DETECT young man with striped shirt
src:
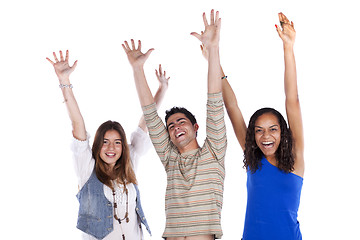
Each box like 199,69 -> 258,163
123,9 -> 226,240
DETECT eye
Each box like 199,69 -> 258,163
115,140 -> 122,145
103,139 -> 109,144
255,129 -> 263,133
270,128 -> 278,132
169,125 -> 174,130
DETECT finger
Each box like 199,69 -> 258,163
137,40 -> 141,51
121,44 -> 128,53
53,52 -> 59,62
65,50 -> 69,62
59,50 -> 64,61
46,57 -> 55,65
71,60 -> 78,69
155,69 -> 159,79
163,70 -> 167,78
124,41 -> 131,50
190,32 -> 202,41
200,44 -> 204,51
216,18 -> 222,32
291,21 -> 295,30
210,9 -> 215,25
202,12 -> 209,26
215,10 -> 220,23
131,39 -> 136,50
159,64 -> 162,75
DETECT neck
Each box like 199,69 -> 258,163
178,139 -> 200,154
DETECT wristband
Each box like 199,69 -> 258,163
221,76 -> 228,80
59,84 -> 73,89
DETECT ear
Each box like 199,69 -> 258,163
193,123 -> 199,132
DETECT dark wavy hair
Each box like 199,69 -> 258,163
165,107 -> 197,129
244,108 -> 294,173
92,120 -> 137,190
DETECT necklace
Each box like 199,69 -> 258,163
112,184 -> 129,240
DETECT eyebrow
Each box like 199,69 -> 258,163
167,117 -> 186,129
104,138 -> 122,141
255,124 -> 279,129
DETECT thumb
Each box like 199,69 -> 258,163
71,60 -> 78,69
145,48 -> 154,58
275,24 -> 283,39
190,32 -> 202,41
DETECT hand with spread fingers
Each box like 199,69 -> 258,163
276,12 -> 296,47
122,39 -> 154,68
155,64 -> 170,89
191,9 -> 221,49
46,50 -> 78,83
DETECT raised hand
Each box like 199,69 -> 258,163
122,39 -> 154,68
46,50 -> 77,83
276,12 -> 296,47
155,64 -> 170,89
191,9 -> 221,49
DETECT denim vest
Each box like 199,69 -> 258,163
76,170 -> 151,239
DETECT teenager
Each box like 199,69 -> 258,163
123,9 -> 226,240
201,12 -> 304,239
46,50 -> 169,239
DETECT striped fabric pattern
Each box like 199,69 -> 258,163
142,92 -> 227,238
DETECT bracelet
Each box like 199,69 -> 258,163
59,84 -> 73,89
221,76 -> 228,80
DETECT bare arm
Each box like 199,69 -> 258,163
191,9 -> 222,94
122,39 -> 155,107
200,44 -> 247,150
138,64 -> 169,132
46,50 -> 86,141
276,13 -> 304,177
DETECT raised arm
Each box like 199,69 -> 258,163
276,13 -> 304,177
122,39 -> 155,107
138,64 -> 169,132
46,50 -> 86,141
200,44 -> 247,151
191,9 -> 222,94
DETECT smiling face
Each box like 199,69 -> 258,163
166,113 -> 199,153
254,113 -> 281,161
100,129 -> 123,169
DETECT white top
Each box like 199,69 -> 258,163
71,127 -> 151,240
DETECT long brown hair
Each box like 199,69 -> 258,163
92,120 -> 137,190
244,108 -> 294,173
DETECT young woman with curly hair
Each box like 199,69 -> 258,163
201,12 -> 304,239
46,50 -> 169,240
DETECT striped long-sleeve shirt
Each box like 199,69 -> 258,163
142,92 -> 227,238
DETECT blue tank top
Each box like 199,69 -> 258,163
243,156 -> 303,240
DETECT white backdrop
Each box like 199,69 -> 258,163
1,0 -> 359,239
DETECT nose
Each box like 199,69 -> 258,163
108,142 -> 115,149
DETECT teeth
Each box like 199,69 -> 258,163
176,132 -> 185,137
106,153 -> 115,156
262,142 -> 273,145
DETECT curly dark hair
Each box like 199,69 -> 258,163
165,107 -> 197,129
244,108 -> 294,174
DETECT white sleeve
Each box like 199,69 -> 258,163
70,132 -> 95,189
129,127 -> 152,173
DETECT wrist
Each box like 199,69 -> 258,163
283,43 -> 294,51
58,77 -> 70,85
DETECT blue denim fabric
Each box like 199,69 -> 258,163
76,170 -> 151,239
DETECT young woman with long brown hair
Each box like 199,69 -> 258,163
46,50 -> 169,240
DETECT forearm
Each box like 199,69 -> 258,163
132,66 -> 155,107
284,44 -> 298,102
138,84 -> 168,132
207,46 -> 222,93
60,78 -> 86,140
